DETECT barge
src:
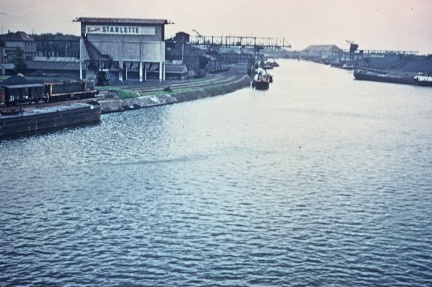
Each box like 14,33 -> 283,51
0,101 -> 101,139
354,69 -> 416,85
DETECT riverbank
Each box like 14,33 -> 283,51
97,73 -> 252,114
1,64 -> 253,115
0,68 -> 252,138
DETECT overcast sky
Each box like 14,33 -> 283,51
1,0 -> 431,54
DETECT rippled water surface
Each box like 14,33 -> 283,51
1,60 -> 432,286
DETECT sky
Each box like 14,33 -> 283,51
1,0 -> 431,54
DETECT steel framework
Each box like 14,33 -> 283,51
188,35 -> 291,50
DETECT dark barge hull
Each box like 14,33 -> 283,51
0,101 -> 101,139
415,80 -> 432,87
354,70 -> 416,85
252,80 -> 270,90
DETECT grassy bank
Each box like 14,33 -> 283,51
98,74 -> 252,113
103,83 -> 237,99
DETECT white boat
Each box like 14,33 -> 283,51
414,73 -> 432,86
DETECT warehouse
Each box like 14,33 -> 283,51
301,45 -> 343,62
73,17 -> 169,82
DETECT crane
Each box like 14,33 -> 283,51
193,29 -> 203,38
346,40 -> 358,60
346,40 -> 358,51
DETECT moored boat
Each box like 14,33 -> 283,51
251,67 -> 272,90
263,61 -> 274,70
353,69 -> 416,85
414,73 -> 432,86
0,101 -> 101,139
342,62 -> 354,70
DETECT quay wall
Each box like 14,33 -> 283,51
99,74 -> 252,113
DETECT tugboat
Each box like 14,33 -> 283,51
251,62 -> 273,90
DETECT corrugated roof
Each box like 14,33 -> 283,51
0,63 -> 15,69
3,83 -> 44,89
219,47 -> 242,54
33,56 -> 80,62
73,17 -> 168,25
165,64 -> 188,74
26,61 -> 80,71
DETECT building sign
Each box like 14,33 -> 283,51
86,25 -> 155,35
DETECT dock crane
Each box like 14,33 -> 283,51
192,29 -> 203,38
82,34 -> 125,85
193,29 -> 219,54
186,30 -> 291,76
346,40 -> 358,61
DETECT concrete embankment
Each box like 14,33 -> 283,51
99,74 -> 252,114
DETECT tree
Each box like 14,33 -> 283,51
13,46 -> 27,74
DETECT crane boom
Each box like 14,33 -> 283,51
192,29 -> 203,38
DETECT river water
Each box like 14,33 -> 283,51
1,60 -> 432,286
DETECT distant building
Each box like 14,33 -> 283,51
166,32 -> 208,76
1,31 -> 37,63
302,45 -> 343,62
166,32 -> 244,77
174,32 -> 190,44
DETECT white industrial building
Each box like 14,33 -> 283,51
74,17 -> 169,82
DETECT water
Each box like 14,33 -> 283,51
1,60 -> 432,286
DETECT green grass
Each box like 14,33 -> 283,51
143,84 -> 227,96
117,89 -> 140,99
104,88 -> 141,99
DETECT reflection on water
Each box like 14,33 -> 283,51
1,60 -> 432,286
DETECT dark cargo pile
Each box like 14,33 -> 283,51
1,75 -> 30,85
1,74 -> 46,85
